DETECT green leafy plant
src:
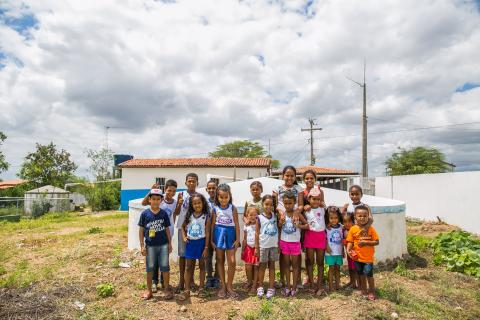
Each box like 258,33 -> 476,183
394,261 -> 416,279
87,227 -> 103,234
407,234 -> 431,255
431,231 -> 480,278
96,283 -> 115,298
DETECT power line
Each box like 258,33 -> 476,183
301,118 -> 322,165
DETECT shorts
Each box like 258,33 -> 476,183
213,225 -> 236,250
279,240 -> 301,256
259,247 -> 279,263
347,256 -> 356,270
146,244 -> 170,273
303,230 -> 327,249
178,231 -> 186,257
325,255 -> 343,266
185,238 -> 206,260
354,261 -> 374,277
241,245 -> 259,265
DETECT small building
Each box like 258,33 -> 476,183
118,157 -> 271,210
24,185 -> 72,215
271,165 -> 358,191
0,179 -> 28,190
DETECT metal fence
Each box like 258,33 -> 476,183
0,196 -> 72,218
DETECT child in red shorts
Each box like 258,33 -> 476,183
242,205 -> 260,294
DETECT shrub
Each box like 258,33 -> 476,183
96,283 -> 115,298
407,234 -> 431,255
85,181 -> 120,211
87,227 -> 103,234
431,231 -> 480,278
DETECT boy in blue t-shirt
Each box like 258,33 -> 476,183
138,189 -> 173,300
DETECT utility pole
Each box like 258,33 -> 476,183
268,138 -> 271,156
104,126 -> 126,151
301,118 -> 322,165
347,61 -> 368,178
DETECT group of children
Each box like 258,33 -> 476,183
137,167 -> 380,302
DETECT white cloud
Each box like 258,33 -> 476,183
0,0 -> 479,180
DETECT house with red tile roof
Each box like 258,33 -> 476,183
118,157 -> 271,210
0,179 -> 28,190
271,165 -> 359,191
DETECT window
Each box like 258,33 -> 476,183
155,177 -> 166,192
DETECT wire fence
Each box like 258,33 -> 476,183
0,197 -> 73,219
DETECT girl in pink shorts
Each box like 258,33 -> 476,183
303,186 -> 327,295
279,190 -> 309,297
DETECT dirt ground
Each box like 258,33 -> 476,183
0,212 -> 479,320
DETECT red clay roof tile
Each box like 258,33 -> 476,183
118,158 -> 271,168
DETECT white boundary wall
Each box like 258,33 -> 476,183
376,171 -> 480,234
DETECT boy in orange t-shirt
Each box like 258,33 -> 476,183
346,205 -> 379,300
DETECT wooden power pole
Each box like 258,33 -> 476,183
301,118 -> 322,165
347,61 -> 368,178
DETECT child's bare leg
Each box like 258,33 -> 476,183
163,271 -> 170,290
328,266 -> 334,291
367,276 -> 375,294
282,254 -> 291,290
334,266 -> 340,290
146,271 -> 153,293
359,275 -> 367,295
226,249 -> 236,294
292,255 -> 300,291
306,249 -> 315,290
199,258 -> 206,288
268,261 -> 275,289
279,252 -> 285,286
348,270 -> 358,288
258,263 -> 267,288
185,259 -> 195,293
179,256 -> 186,289
245,264 -> 253,288
216,249 -> 226,292
316,249 -> 326,292
250,265 -> 259,293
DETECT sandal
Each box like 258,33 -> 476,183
316,288 -> 327,296
367,293 -> 376,301
227,290 -> 239,300
174,286 -> 184,294
243,282 -> 252,290
217,289 -> 227,299
266,288 -> 275,299
198,289 -> 208,298
191,283 -> 199,292
164,289 -> 174,300
290,289 -> 297,297
141,291 -> 153,300
257,287 -> 265,298
282,288 -> 291,297
176,291 -> 190,301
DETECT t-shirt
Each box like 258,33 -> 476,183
138,208 -> 171,246
176,190 -> 196,229
258,212 -> 278,248
347,201 -> 365,214
207,198 -> 215,213
244,224 -> 256,248
186,213 -> 207,240
305,207 -> 326,232
246,198 -> 263,215
280,214 -> 300,243
160,198 -> 177,237
214,204 -> 235,227
326,224 -> 343,256
346,225 -> 379,263
277,184 -> 303,212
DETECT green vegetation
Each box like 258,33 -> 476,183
87,226 -> 103,234
431,231 -> 480,278
407,234 -> 432,255
393,261 -> 416,279
96,283 -> 115,298
385,146 -> 451,175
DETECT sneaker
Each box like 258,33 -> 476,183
213,278 -> 221,289
266,288 -> 275,299
152,283 -> 158,293
205,277 -> 214,289
257,287 -> 265,298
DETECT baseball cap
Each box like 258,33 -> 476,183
149,188 -> 164,197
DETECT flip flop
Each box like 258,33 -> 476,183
174,286 -> 184,294
367,293 -> 376,301
227,290 -> 239,300
164,290 -> 174,300
176,291 -> 189,301
217,289 -> 227,299
141,292 -> 153,300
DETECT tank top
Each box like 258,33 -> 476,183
214,204 -> 235,227
244,224 -> 256,247
258,212 -> 278,248
347,201 -> 365,214
305,207 -> 325,232
186,213 -> 207,240
326,224 -> 344,256
280,214 -> 301,242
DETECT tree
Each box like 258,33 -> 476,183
0,132 -> 9,174
209,140 -> 267,158
86,148 -> 114,181
385,147 -> 451,176
19,142 -> 77,187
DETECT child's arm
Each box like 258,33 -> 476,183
166,227 -> 172,253
138,226 -> 146,256
182,220 -> 189,243
174,192 -> 184,220
203,218 -> 211,258
341,203 -> 349,215
233,206 -> 241,249
346,242 -> 353,258
140,184 -> 158,206
210,212 -> 217,250
242,229 -> 247,252
243,202 -> 248,224
295,214 -> 310,230
255,218 -> 260,258
359,239 -> 379,247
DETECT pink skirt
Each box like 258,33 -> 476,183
303,230 -> 326,249
279,240 -> 301,256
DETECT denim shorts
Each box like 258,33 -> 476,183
354,261 -> 374,277
146,244 -> 170,273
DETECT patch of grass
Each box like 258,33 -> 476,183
0,265 -> 6,275
135,282 -> 146,290
96,283 -> 115,298
394,261 -> 417,279
407,234 -> 432,255
227,308 -> 238,320
242,298 -> 307,320
79,305 -> 138,320
0,259 -> 38,288
87,227 -> 103,234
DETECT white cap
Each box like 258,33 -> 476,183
150,188 -> 163,197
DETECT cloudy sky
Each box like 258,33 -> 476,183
1,0 -> 479,180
